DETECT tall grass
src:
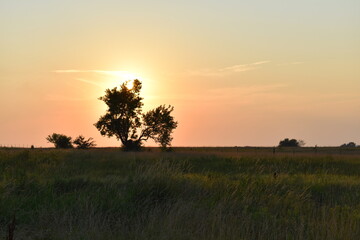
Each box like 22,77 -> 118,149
0,149 -> 359,239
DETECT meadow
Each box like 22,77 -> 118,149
0,147 -> 360,240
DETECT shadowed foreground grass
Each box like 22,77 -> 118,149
0,149 -> 359,239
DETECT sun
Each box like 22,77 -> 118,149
93,70 -> 153,102
111,71 -> 140,81
102,71 -> 142,88
94,70 -> 144,91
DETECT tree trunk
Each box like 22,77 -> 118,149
122,140 -> 141,151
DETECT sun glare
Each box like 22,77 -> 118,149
103,71 -> 142,88
92,69 -> 155,107
96,70 -> 145,91
94,70 -> 151,113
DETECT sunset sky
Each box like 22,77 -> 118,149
1,0 -> 359,147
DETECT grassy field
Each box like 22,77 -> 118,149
0,148 -> 360,239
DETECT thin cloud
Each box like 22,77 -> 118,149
75,78 -> 103,87
53,69 -> 142,82
53,69 -> 129,76
189,61 -> 270,77
147,83 -> 286,102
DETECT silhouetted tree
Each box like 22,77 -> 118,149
340,142 -> 356,148
73,135 -> 96,149
142,105 -> 177,151
46,133 -> 73,148
278,138 -> 304,147
95,79 -> 178,151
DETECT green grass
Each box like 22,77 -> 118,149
0,148 -> 360,239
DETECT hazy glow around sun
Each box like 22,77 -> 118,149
53,69 -> 151,97
53,69 -> 144,89
98,70 -> 143,88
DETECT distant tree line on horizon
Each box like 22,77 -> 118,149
45,134 -> 359,150
277,138 -> 358,148
340,142 -> 357,148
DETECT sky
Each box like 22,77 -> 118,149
0,0 -> 359,147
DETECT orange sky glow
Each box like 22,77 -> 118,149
1,1 -> 359,147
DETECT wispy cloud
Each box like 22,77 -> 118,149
189,61 -> 270,77
147,83 -> 286,103
75,78 -> 103,87
222,61 -> 270,72
53,69 -> 142,87
53,69 -> 131,77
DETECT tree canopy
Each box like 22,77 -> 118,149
94,79 -> 178,151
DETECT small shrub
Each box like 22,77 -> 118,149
73,135 -> 96,149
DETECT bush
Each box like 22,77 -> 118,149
73,135 -> 96,149
278,138 -> 305,147
340,142 -> 356,148
46,133 -> 73,149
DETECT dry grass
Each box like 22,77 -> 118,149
0,148 -> 359,239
